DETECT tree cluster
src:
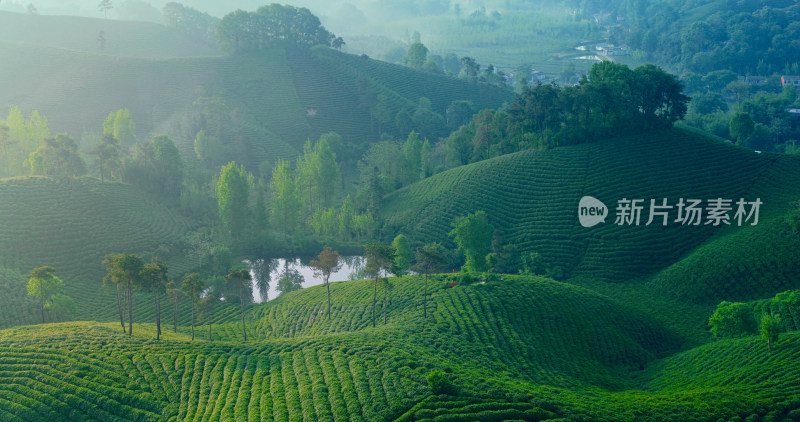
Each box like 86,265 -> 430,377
216,4 -> 343,53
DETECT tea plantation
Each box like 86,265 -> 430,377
0,274 -> 798,421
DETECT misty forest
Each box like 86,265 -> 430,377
2,0 -> 800,420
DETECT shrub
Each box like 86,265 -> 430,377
427,370 -> 457,395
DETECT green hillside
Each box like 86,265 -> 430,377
0,11 -> 221,58
0,176 -> 198,326
0,12 -> 513,170
0,275 -> 797,421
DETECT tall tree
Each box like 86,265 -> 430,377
412,243 -> 447,319
216,162 -> 253,241
199,291 -> 219,340
225,266 -> 252,341
270,159 -> 300,240
296,137 -> 341,220
91,134 -> 121,182
102,254 -> 143,336
165,280 -> 182,333
761,313 -> 781,351
449,211 -> 493,273
26,266 -> 63,324
392,234 -> 413,276
310,246 -> 342,320
141,258 -> 168,340
365,243 -> 395,328
182,273 -> 204,341
25,134 -> 87,178
404,42 -> 428,70
98,0 -> 113,18
103,109 -> 136,147
123,135 -> 184,199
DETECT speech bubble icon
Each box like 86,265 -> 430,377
578,196 -> 608,228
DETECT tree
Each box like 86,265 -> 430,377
412,243 -> 447,319
296,137 -> 341,221
102,254 -> 143,336
91,134 -> 121,182
730,112 -> 755,145
708,301 -> 756,338
270,159 -> 300,240
760,313 -> 781,351
392,234 -> 413,276
25,134 -> 87,177
103,109 -> 136,146
123,135 -> 184,199
216,162 -> 253,241
225,266 -> 252,341
141,258 -> 168,340
199,292 -> 219,340
182,273 -> 204,341
310,246 -> 342,320
217,4 -> 338,53
365,243 -> 395,328
98,0 -> 113,18
449,211 -> 493,273
26,266 -> 63,324
165,280 -> 182,333
404,42 -> 428,70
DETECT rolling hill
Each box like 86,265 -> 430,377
0,176 -> 198,327
0,11 -> 513,170
0,274 -> 797,421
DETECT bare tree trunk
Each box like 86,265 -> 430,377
326,277 -> 331,320
372,276 -> 378,328
239,284 -> 247,342
127,284 -> 133,336
173,299 -> 178,333
116,284 -> 125,333
424,271 -> 428,319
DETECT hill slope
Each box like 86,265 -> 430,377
0,176 -> 198,326
383,127 -> 800,293
0,275 -> 797,421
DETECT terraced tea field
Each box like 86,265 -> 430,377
0,274 -> 798,421
0,176 -> 198,325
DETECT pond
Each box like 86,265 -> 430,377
247,256 -> 365,302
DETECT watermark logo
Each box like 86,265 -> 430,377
579,196 -> 762,227
578,196 -> 608,227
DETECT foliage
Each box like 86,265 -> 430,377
163,2 -> 219,44
449,211 -> 493,273
391,234 -> 413,276
310,246 -> 342,320
102,253 -> 144,336
122,135 -> 184,199
215,162 -> 253,241
270,159 -> 300,240
102,109 -> 136,147
760,313 -> 781,351
427,370 -> 457,395
90,134 -> 122,182
26,266 -> 64,324
217,4 -> 339,53
709,301 -> 757,338
24,134 -> 86,178
0,106 -> 51,178
364,242 -> 395,328
404,42 -> 428,70
277,267 -> 304,295
225,265 -> 252,341
181,272 -> 204,341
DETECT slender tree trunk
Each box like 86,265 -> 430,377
424,271 -> 428,319
127,284 -> 133,336
40,295 -> 45,324
326,277 -> 331,320
384,281 -> 388,325
372,276 -> 378,328
116,284 -> 125,333
190,302 -> 195,341
155,288 -> 161,340
239,284 -> 247,342
173,299 -> 178,333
